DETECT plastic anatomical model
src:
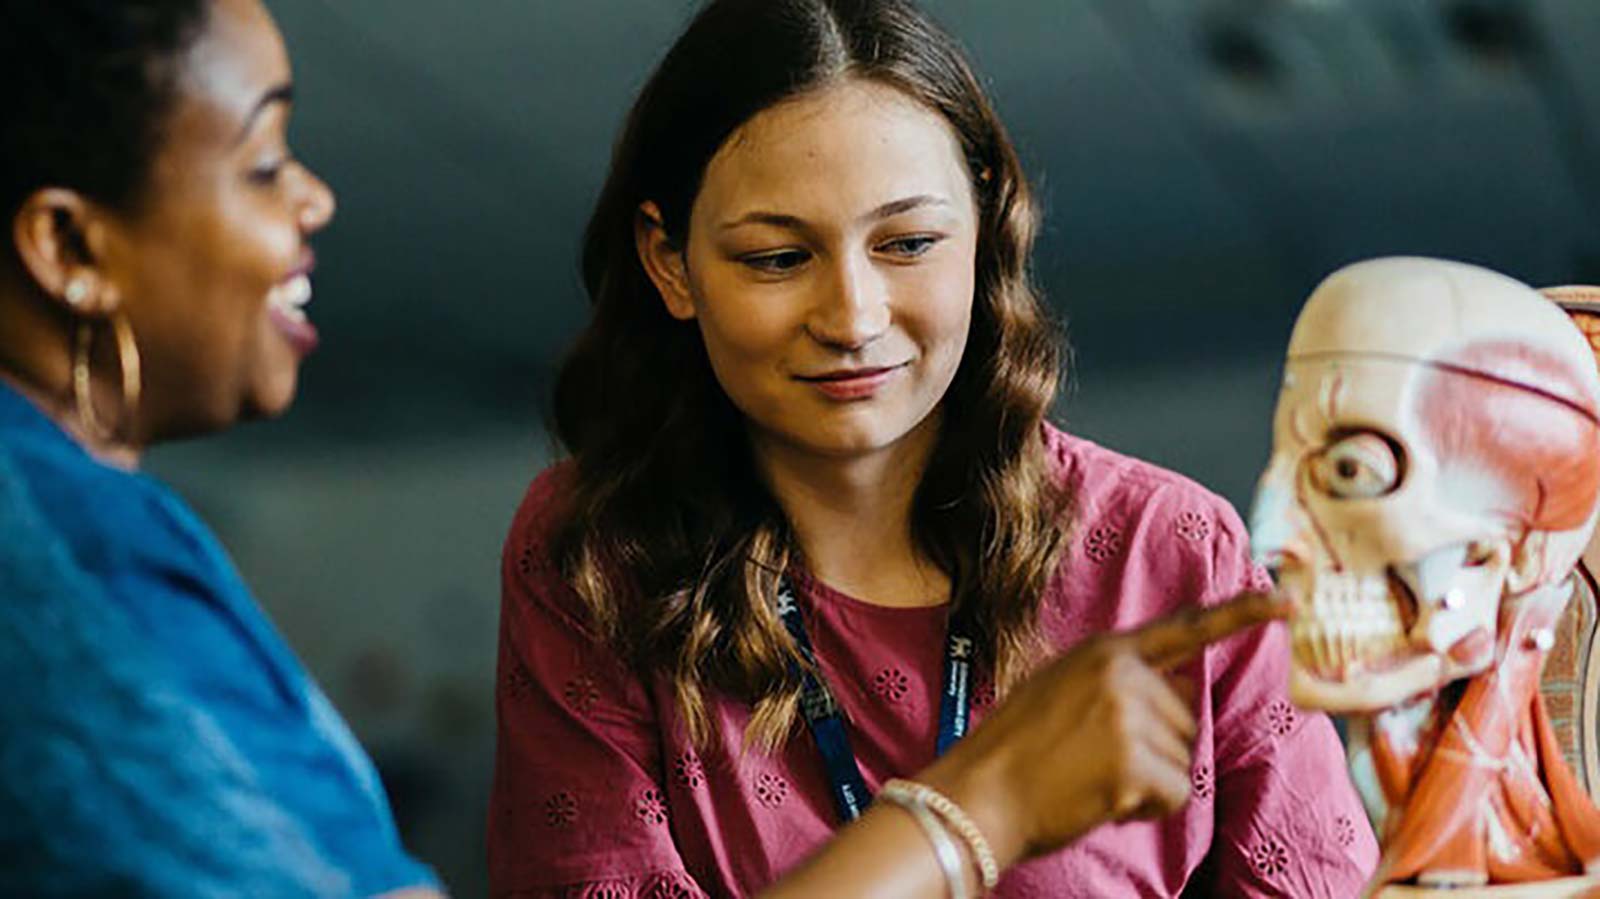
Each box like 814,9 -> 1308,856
1250,258 -> 1600,897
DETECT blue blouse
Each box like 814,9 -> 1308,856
0,383 -> 435,897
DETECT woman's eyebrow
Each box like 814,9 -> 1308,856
717,194 -> 950,233
864,194 -> 948,221
233,82 -> 294,145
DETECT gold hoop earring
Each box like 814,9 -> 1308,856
72,312 -> 142,443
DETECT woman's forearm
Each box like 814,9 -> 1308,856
760,750 -> 1021,899
759,799 -> 977,899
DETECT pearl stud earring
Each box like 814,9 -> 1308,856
64,276 -> 92,308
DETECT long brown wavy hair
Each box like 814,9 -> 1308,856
553,0 -> 1068,751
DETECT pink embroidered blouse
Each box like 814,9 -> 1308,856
489,425 -> 1378,897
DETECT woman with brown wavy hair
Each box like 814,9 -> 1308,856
490,1 -> 1374,895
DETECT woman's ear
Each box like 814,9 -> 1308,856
10,188 -> 120,317
635,201 -> 696,321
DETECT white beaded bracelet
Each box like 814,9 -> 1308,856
878,788 -> 969,899
882,778 -> 1000,892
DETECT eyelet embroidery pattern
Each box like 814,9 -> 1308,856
566,873 -> 702,899
563,675 -> 600,714
972,678 -> 996,711
1247,564 -> 1276,595
674,751 -> 705,789
643,871 -> 700,899
873,667 -> 911,703
1191,763 -> 1214,802
1266,699 -> 1299,737
516,540 -> 536,577
755,772 -> 790,808
1174,510 -> 1212,542
1249,837 -> 1291,879
545,791 -> 579,829
569,882 -> 630,899
635,788 -> 669,827
1083,524 -> 1125,564
501,658 -> 535,702
1334,814 -> 1358,849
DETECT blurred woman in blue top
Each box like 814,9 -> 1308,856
0,0 -> 437,895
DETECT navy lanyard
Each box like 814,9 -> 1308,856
774,573 -> 975,823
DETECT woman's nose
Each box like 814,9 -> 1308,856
297,166 -> 337,234
806,254 -> 890,350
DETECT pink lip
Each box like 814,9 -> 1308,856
270,305 -> 320,357
284,248 -> 316,282
797,363 -> 907,401
269,247 -> 319,357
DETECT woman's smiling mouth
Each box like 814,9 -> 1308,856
266,257 -> 318,355
795,362 -> 910,401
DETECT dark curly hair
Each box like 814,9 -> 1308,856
0,0 -> 211,223
553,0 -> 1068,750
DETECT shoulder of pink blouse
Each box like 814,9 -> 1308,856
493,463 -> 697,896
501,461 -> 592,625
1039,422 -> 1266,624
505,460 -> 576,561
1042,420 -> 1214,488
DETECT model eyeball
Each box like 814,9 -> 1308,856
1311,432 -> 1400,499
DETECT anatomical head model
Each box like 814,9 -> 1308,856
1251,257 -> 1600,894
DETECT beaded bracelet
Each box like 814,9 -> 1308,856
881,778 -> 1000,892
877,788 -> 969,899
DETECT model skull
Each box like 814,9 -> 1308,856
1250,258 -> 1600,714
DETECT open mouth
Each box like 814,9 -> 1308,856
267,274 -> 312,324
266,273 -> 319,355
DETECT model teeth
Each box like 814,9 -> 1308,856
1290,572 -> 1408,679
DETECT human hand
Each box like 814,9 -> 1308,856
920,591 -> 1289,865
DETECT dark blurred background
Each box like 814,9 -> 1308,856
147,1 -> 1600,894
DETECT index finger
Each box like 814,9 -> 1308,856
1131,591 -> 1290,670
